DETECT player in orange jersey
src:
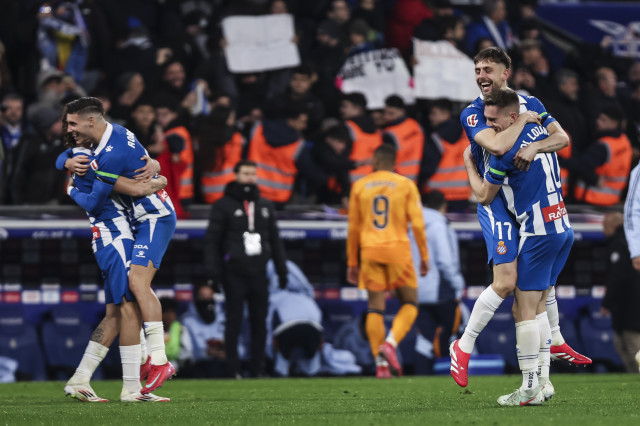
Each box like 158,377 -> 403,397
346,144 -> 429,378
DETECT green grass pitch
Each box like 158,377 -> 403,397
1,374 -> 639,425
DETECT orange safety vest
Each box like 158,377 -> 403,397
346,120 -> 382,183
574,134 -> 632,206
425,132 -> 471,201
248,124 -> 303,203
557,141 -> 572,197
384,118 -> 424,183
201,132 -> 243,204
165,126 -> 194,200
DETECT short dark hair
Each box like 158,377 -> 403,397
64,97 -> 105,116
473,46 -> 512,70
423,190 -> 446,210
384,95 -> 405,110
484,88 -> 519,113
429,98 -> 453,114
374,143 -> 396,166
292,64 -> 314,78
234,159 -> 257,173
342,92 -> 367,110
325,125 -> 350,143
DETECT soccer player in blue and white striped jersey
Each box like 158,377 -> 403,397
63,97 -> 177,395
464,89 -> 574,406
57,142 -> 171,402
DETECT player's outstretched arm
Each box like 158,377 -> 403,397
113,175 -> 167,197
67,178 -> 113,215
463,146 -> 500,205
513,121 -> 570,171
474,111 -> 540,156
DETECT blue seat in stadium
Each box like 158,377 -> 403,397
0,305 -> 47,381
41,305 -> 94,380
578,314 -> 623,372
475,311 -> 518,370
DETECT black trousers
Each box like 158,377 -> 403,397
414,300 -> 459,375
223,269 -> 269,377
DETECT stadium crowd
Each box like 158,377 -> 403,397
0,0 -> 639,212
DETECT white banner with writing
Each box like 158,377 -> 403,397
413,40 -> 478,101
222,14 -> 300,73
337,48 -> 413,110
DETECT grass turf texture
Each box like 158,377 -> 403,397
1,374 -> 638,425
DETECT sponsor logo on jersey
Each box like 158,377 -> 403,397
496,241 -> 507,255
90,160 -> 99,170
542,201 -> 567,222
467,114 -> 478,127
134,244 -> 149,249
91,226 -> 101,241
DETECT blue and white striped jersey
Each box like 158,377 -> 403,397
57,147 -> 133,253
486,123 -> 571,237
69,123 -> 175,226
460,93 -> 556,178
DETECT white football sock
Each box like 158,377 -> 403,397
140,329 -> 149,364
144,322 -> 168,365
536,312 -> 551,382
385,331 -> 397,349
71,341 -> 108,383
516,320 -> 539,392
120,344 -> 142,394
546,287 -> 565,345
458,286 -> 504,353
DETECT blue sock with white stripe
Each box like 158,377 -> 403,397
516,320 -> 539,392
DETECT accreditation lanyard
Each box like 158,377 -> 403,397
243,201 -> 255,232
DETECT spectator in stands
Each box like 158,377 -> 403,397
422,98 -> 470,211
585,67 -> 634,140
180,285 -> 225,378
36,1 -> 89,84
386,0 -> 433,59
466,0 -> 514,54
413,0 -> 455,43
8,105 -> 65,205
601,212 -> 640,373
562,106 -> 632,206
326,0 -> 352,46
544,69 -> 588,153
0,94 -> 25,204
125,97 -> 164,158
109,72 -> 145,123
195,106 -> 244,204
340,93 -> 382,184
351,0 -> 385,35
410,190 -> 465,374
160,297 -> 193,373
382,95 -> 425,185
518,39 -> 553,99
347,19 -> 377,57
27,69 -> 85,120
311,20 -> 347,117
155,97 -> 193,217
311,124 -> 353,206
0,40 -> 14,98
247,108 -> 317,206
203,159 -> 288,378
270,65 -> 324,139
509,64 -> 537,97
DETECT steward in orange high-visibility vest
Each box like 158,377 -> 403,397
201,132 -> 243,204
248,113 -> 308,204
164,126 -> 194,201
561,106 -> 632,206
382,95 -> 424,184
423,99 -> 471,204
340,93 -> 382,183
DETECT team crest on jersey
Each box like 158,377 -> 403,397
496,241 -> 507,255
156,189 -> 169,202
90,160 -> 98,171
467,114 -> 478,127
91,226 -> 100,241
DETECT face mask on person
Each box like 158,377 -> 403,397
195,300 -> 216,324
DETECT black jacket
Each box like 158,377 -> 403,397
602,226 -> 640,332
203,181 -> 287,283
